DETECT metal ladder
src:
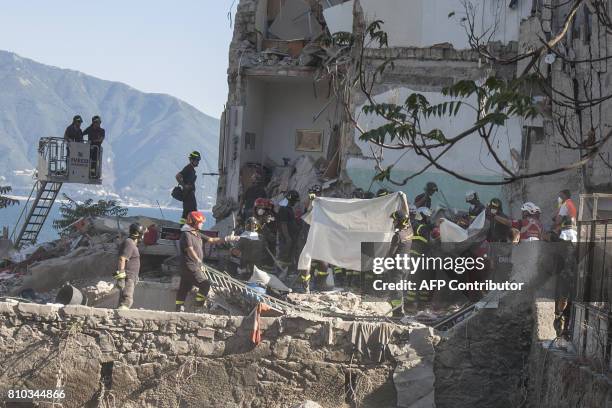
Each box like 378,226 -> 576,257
202,264 -> 403,322
12,181 -> 63,248
203,264 -> 321,315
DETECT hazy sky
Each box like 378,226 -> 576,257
0,1 -> 236,118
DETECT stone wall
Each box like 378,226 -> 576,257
527,335 -> 612,408
0,301 -> 425,408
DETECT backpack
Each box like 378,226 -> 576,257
171,186 -> 184,202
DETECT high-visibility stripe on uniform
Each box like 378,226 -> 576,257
175,300 -> 185,305
300,274 -> 312,282
114,271 -> 127,280
195,293 -> 207,302
390,299 -> 403,307
315,269 -> 329,277
411,224 -> 428,243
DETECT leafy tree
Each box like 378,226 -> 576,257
53,194 -> 127,231
0,186 -> 19,209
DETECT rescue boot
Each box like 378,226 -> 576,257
194,292 -> 208,311
299,272 -> 311,294
175,301 -> 185,312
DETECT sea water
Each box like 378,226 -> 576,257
0,200 -> 214,244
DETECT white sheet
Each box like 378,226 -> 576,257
439,210 -> 486,242
298,192 -> 409,272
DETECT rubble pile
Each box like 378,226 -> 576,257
287,291 -> 393,316
0,215 -> 179,300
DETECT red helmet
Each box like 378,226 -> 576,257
186,211 -> 205,227
254,197 -> 273,209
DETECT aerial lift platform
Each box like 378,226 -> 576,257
11,137 -> 103,248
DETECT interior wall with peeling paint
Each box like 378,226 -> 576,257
324,0 -> 533,49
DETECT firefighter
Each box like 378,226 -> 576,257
114,223 -> 145,310
465,191 -> 485,220
175,211 -> 238,312
518,202 -> 543,242
414,182 -> 438,209
176,151 -> 201,224
407,207 -> 433,310
486,198 -> 513,242
82,115 -> 105,178
553,189 -> 577,239
388,210 -> 412,316
253,198 -> 276,264
236,217 -> 273,275
277,190 -> 300,274
64,115 -> 84,142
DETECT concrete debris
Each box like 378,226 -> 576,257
1,215 -> 178,299
291,402 -> 323,408
287,292 -> 392,316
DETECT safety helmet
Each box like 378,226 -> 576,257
92,115 -> 102,123
189,151 -> 202,161
129,223 -> 146,239
489,198 -> 502,209
73,115 -> 83,123
286,190 -> 300,202
254,197 -> 273,210
425,182 -> 438,193
376,188 -> 390,197
245,217 -> 261,232
409,204 -> 418,214
391,210 -> 410,227
466,190 -> 477,202
417,207 -> 433,218
186,211 -> 206,227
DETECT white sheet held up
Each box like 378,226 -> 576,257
298,192 -> 409,272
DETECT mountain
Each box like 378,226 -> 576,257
0,50 -> 219,207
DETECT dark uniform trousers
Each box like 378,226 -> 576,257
181,190 -> 198,221
119,270 -> 139,309
176,266 -> 211,303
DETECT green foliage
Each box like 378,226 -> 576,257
353,21 -> 545,184
52,194 -> 127,231
0,185 -> 19,209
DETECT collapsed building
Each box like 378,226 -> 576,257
2,0 -> 612,407
215,0 -> 537,219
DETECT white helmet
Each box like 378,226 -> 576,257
417,207 -> 433,218
521,202 -> 540,215
465,190 -> 477,202
409,204 -> 417,214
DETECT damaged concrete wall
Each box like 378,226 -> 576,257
0,301 -> 424,407
433,241 -> 564,408
325,0 -> 533,49
513,1 -> 612,217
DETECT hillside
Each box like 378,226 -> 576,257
0,50 -> 219,207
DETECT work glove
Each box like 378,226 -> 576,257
224,233 -> 240,243
114,270 -> 127,290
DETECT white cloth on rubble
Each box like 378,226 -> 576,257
298,192 -> 409,272
248,266 -> 292,292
